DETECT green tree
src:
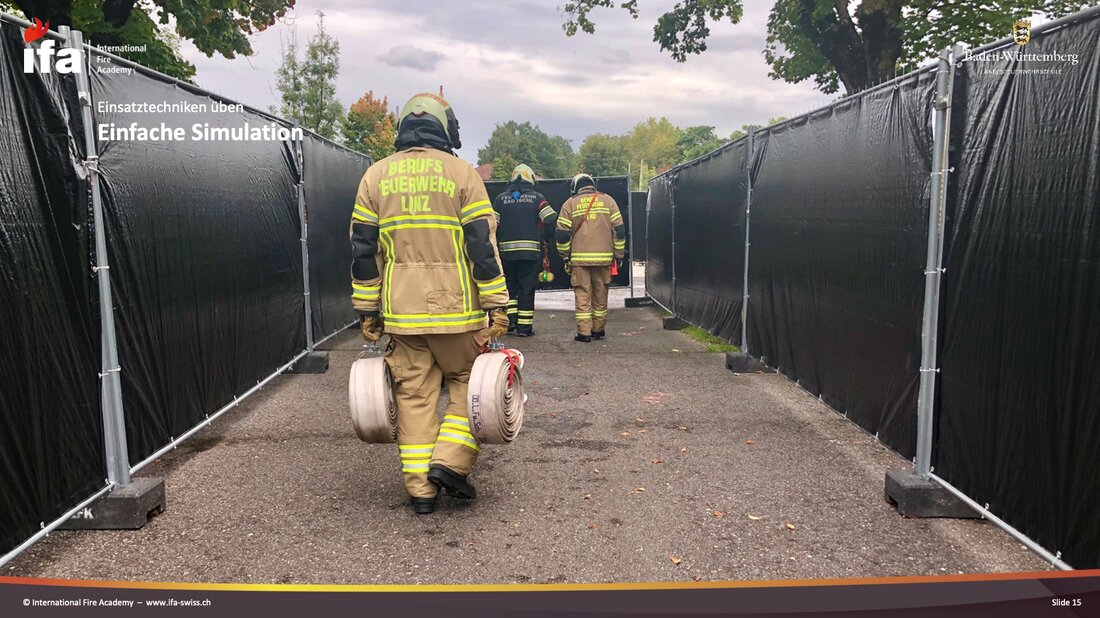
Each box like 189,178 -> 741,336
729,116 -> 787,141
10,0 -> 293,80
561,0 -> 743,62
678,125 -> 725,162
477,121 -> 574,179
627,117 -> 681,171
274,12 -> 342,139
490,155 -> 520,181
578,133 -> 629,177
563,0 -> 1089,94
343,91 -> 397,162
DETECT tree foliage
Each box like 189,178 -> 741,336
477,121 -> 575,180
343,91 -> 397,162
274,12 -> 342,139
11,0 -> 294,80
578,133 -> 630,177
678,125 -> 725,162
561,0 -> 743,62
563,0 -> 1090,94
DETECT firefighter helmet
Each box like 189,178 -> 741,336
397,92 -> 462,149
570,173 -> 595,194
511,164 -> 536,185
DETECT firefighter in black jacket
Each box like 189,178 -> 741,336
492,164 -> 555,336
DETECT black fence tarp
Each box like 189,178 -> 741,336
91,57 -> 306,464
0,24 -> 104,555
303,136 -> 370,340
645,176 -> 674,309
670,140 -> 749,344
483,176 -> 631,290
745,71 -> 936,458
936,13 -> 1100,568
630,191 -> 647,262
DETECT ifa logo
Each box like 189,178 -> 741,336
22,18 -> 83,74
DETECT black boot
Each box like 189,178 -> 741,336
591,330 -> 605,340
410,496 -> 436,515
516,328 -> 535,337
428,464 -> 477,499
574,334 -> 592,343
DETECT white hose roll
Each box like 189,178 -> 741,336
467,349 -> 525,444
349,356 -> 397,443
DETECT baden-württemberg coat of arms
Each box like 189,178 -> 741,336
1012,19 -> 1031,45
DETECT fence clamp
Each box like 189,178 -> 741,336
919,367 -> 940,373
924,267 -> 946,275
91,264 -> 109,274
98,366 -> 121,379
84,155 -> 99,173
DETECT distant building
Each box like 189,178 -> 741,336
475,163 -> 494,181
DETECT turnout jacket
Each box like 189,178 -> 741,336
555,186 -> 626,266
491,181 -> 556,262
350,147 -> 509,335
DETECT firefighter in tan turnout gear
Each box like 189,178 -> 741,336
556,173 -> 626,342
350,93 -> 510,515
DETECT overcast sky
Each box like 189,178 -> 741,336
179,0 -> 836,161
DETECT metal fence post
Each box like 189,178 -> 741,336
740,127 -> 755,352
66,27 -> 131,487
627,180 -> 636,297
914,48 -> 957,477
295,124 -> 314,352
669,177 -> 676,311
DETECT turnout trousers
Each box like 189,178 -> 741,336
504,258 -> 540,335
385,332 -> 483,498
571,265 -> 611,336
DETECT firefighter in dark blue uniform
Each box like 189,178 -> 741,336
491,164 -> 555,336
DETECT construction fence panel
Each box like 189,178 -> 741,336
483,176 -> 631,290
935,11 -> 1100,568
0,22 -> 105,556
669,139 -> 749,344
630,191 -> 647,262
90,54 -> 306,465
644,176 -> 674,309
303,136 -> 371,340
745,70 -> 937,459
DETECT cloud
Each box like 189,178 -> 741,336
379,45 -> 445,71
178,0 -> 837,159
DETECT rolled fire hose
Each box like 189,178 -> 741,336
467,347 -> 526,444
349,351 -> 397,443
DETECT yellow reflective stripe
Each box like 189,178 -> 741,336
380,214 -> 459,224
575,312 -> 593,319
460,199 -> 493,223
352,212 -> 370,223
557,217 -> 573,228
441,423 -> 473,435
443,415 -> 470,425
500,240 -> 541,248
593,310 -> 608,317
352,283 -> 380,300
517,310 -> 534,316
540,206 -> 555,219
380,232 -> 395,310
517,318 -> 533,325
478,276 -> 506,294
399,443 -> 434,450
354,203 -> 379,223
382,312 -> 486,329
437,434 -> 480,451
402,466 -> 430,473
453,230 -> 473,313
572,253 -> 613,259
